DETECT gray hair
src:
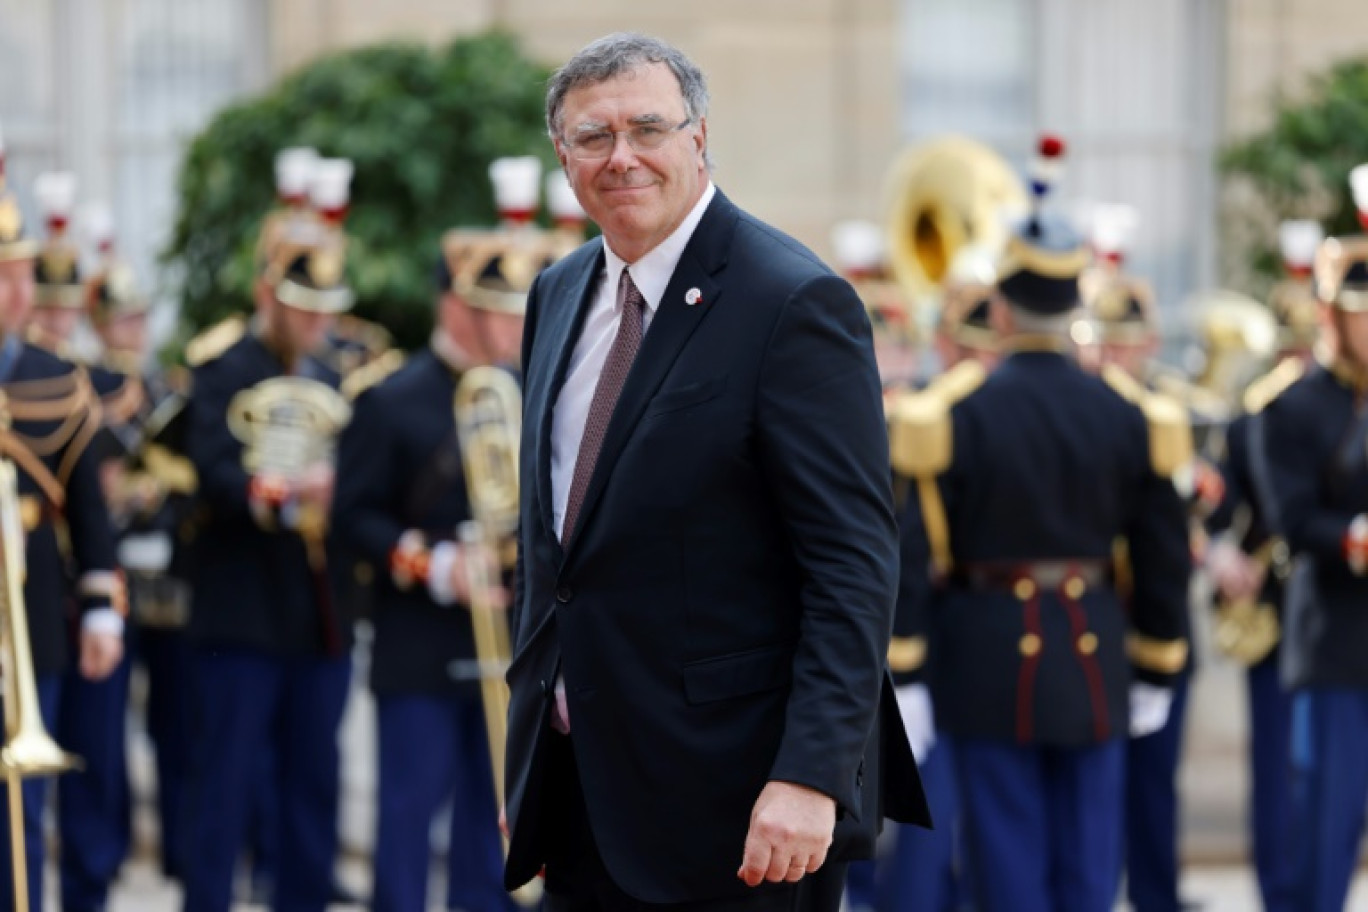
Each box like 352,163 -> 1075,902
1008,303 -> 1076,336
546,33 -> 712,166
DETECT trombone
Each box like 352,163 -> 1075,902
0,457 -> 81,912
453,366 -> 539,907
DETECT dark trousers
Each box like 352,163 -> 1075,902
1125,670 -> 1191,912
0,675 -> 60,912
846,738 -> 965,912
541,734 -> 846,912
138,626 -> 196,880
181,648 -> 350,912
373,692 -> 513,912
953,736 -> 1125,912
1288,688 -> 1368,912
1246,654 -> 1294,912
57,655 -> 133,912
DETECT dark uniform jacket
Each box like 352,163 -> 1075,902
0,338 -> 119,675
1256,361 -> 1368,690
902,347 -> 1191,745
185,331 -> 349,656
331,348 -> 483,697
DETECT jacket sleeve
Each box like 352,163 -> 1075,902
62,411 -> 122,616
755,273 -> 898,816
1123,407 -> 1193,686
1254,393 -> 1356,563
330,386 -> 407,567
187,358 -> 254,521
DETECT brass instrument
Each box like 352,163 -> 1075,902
884,135 -> 1028,306
0,458 -> 81,912
1212,504 -> 1284,667
452,366 -> 539,907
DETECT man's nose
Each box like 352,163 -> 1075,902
605,132 -> 640,171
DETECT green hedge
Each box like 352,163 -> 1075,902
1221,60 -> 1368,291
163,31 -> 560,351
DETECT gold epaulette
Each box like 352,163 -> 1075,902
887,360 -> 986,478
1103,364 -> 1193,478
887,636 -> 927,673
185,316 -> 246,367
340,348 -> 406,401
1243,356 -> 1305,415
887,360 -> 986,575
1126,632 -> 1190,675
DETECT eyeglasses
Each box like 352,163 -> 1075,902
562,119 -> 693,161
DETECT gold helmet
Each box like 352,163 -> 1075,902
33,172 -> 83,309
258,156 -> 354,314
1269,219 -> 1322,349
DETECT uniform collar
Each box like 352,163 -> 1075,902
430,329 -> 476,376
1321,350 -> 1368,395
1002,333 -> 1072,356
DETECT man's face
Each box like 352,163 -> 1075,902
99,312 -> 148,355
1099,338 -> 1156,380
29,305 -> 81,343
555,63 -> 708,263
478,310 -> 526,368
0,258 -> 35,333
271,300 -> 334,359
1336,308 -> 1368,365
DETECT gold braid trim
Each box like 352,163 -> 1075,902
1126,632 -> 1190,674
57,394 -> 101,489
888,636 -> 927,673
0,432 -> 64,507
99,374 -> 145,427
6,371 -> 97,457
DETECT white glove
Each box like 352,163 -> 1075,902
1129,682 -> 1173,738
895,683 -> 936,763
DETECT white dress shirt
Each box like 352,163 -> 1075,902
549,182 -> 716,541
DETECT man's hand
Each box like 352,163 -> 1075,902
79,631 -> 124,681
737,781 -> 835,887
296,464 -> 336,514
1206,538 -> 1264,601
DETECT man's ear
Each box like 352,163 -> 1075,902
554,138 -> 571,176
695,117 -> 708,164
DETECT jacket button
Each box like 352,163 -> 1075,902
556,585 -> 574,603
540,679 -> 550,695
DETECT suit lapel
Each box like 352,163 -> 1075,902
563,191 -> 738,558
534,244 -> 604,554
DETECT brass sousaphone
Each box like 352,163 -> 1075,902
884,135 -> 1029,307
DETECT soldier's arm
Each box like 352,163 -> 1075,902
1123,412 -> 1193,686
186,359 -> 255,520
63,420 -> 124,624
1254,394 -> 1356,562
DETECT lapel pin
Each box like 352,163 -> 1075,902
685,288 -> 702,306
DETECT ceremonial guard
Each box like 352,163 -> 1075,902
180,158 -> 356,912
1254,167 -> 1368,911
833,220 -> 974,912
0,144 -> 125,911
1078,226 -> 1207,912
83,209 -> 199,886
1202,219 -> 1322,912
887,136 -> 1191,912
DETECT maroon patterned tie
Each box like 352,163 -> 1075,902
562,267 -> 646,541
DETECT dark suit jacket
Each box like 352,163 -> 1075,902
505,190 -> 929,903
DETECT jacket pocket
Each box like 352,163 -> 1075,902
682,641 -> 793,705
644,375 -> 728,419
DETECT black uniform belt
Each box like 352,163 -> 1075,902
951,559 -> 1112,594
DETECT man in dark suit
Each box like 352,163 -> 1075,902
504,32 -> 928,912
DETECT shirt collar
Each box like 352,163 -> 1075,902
602,181 -> 716,315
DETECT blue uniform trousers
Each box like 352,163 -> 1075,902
181,648 -> 349,912
57,654 -> 132,912
373,693 -> 514,912
952,736 -> 1124,912
137,626 -> 195,880
847,739 -> 965,912
0,675 -> 61,912
1246,654 -> 1294,912
1124,670 -> 1190,912
1288,689 -> 1368,912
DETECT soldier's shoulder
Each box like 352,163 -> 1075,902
341,348 -> 408,402
185,315 -> 247,368
15,342 -> 78,381
1243,357 -> 1308,415
887,360 -> 987,478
